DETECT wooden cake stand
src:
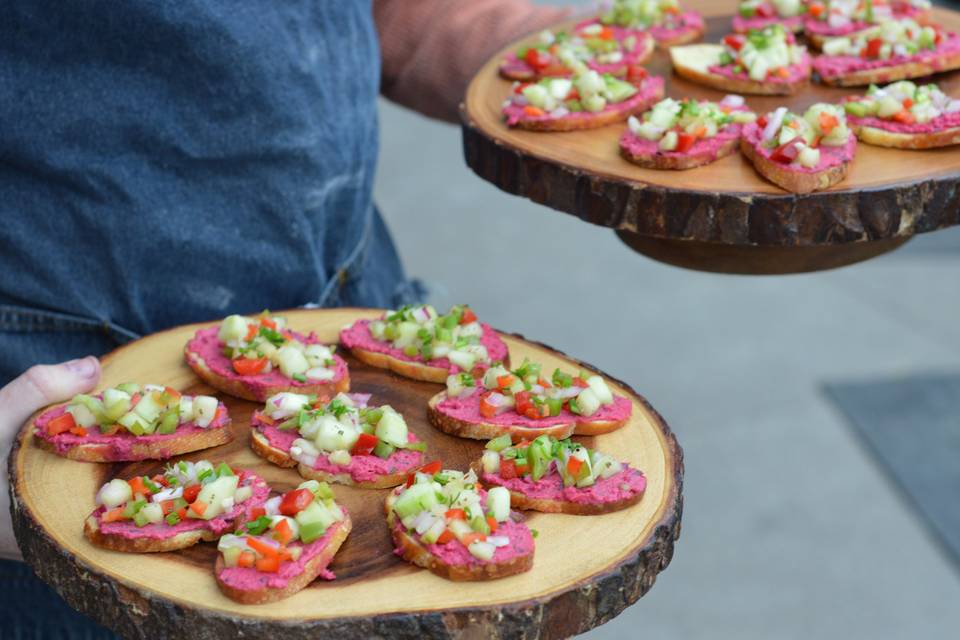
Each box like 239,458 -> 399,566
461,2 -> 960,274
9,309 -> 682,639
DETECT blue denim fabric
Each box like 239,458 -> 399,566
0,1 -> 423,636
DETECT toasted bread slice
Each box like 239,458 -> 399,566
814,49 -> 960,87
215,516 -> 352,604
384,492 -> 533,581
740,136 -> 853,193
427,390 -> 629,440
620,131 -> 742,170
35,425 -> 233,462
348,346 -> 451,383
671,44 -> 809,95
647,12 -> 706,47
849,122 -> 960,148
469,461 -> 646,515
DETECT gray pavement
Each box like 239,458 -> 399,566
374,95 -> 960,639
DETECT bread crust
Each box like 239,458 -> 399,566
384,493 -> 533,581
672,59 -> 809,95
655,25 -> 705,48
348,347 -> 451,383
83,515 -> 217,552
215,516 -> 352,604
468,462 -> 645,515
249,430 -> 411,489
510,81 -> 665,132
740,137 -> 852,193
620,135 -> 741,170
851,122 -> 960,149
426,391 -> 627,440
34,423 -> 233,463
816,50 -> 960,87
184,346 -> 350,402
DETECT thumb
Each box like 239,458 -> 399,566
1,357 -> 102,431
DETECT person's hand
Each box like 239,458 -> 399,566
0,357 -> 101,560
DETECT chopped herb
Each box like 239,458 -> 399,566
292,373 -> 307,383
244,515 -> 272,535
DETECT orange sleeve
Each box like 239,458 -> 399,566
375,0 -> 573,122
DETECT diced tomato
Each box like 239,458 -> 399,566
250,507 -> 266,520
177,507 -> 187,520
541,63 -> 569,77
244,323 -> 258,342
809,2 -> 825,18
437,530 -> 455,544
419,461 -> 442,475
279,488 -> 314,516
572,377 -> 589,388
676,133 -> 696,152
627,65 -> 648,82
770,137 -> 804,164
819,112 -> 839,135
864,38 -> 883,59
903,98 -> 914,109
567,457 -> 584,477
160,500 -> 175,516
101,507 -> 126,523
524,48 -> 551,70
212,405 -> 225,424
538,377 -> 552,389
523,105 -> 545,118
128,476 -> 148,497
460,307 -> 478,324
238,551 -> 256,568
445,509 -> 467,521
479,392 -> 498,419
350,432 -> 379,456
487,516 -> 499,533
893,110 -> 915,124
152,474 -> 169,487
774,67 -> 791,79
256,555 -> 280,573
46,413 -> 76,436
500,458 -> 518,479
69,425 -> 88,436
599,26 -> 614,40
757,115 -> 768,129
496,374 -> 515,389
247,536 -> 280,557
259,316 -> 277,330
515,463 -> 530,476
232,357 -> 268,376
277,546 -> 293,562
190,500 -> 208,516
566,87 -> 580,101
514,82 -> 530,95
461,533 -> 486,546
129,392 -> 141,408
514,391 -> 535,419
723,34 -> 745,51
755,3 -> 774,18
272,519 -> 295,545
163,386 -> 182,401
183,484 -> 201,503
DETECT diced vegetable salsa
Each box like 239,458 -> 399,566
217,311 -> 337,383
738,0 -> 806,20
601,0 -> 688,29
820,18 -> 941,59
511,25 -> 649,77
843,80 -> 960,124
367,304 -> 490,369
754,103 -> 852,167
218,480 -> 346,573
717,25 -> 808,81
626,95 -> 756,151
507,69 -> 643,118
481,434 -> 625,487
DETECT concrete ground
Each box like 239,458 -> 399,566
373,88 -> 960,638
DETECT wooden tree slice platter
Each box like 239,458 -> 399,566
9,309 -> 683,640
461,1 -> 960,274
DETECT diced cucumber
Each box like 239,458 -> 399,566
297,479 -> 322,495
528,436 -> 553,481
732,111 -> 758,124
447,350 -> 477,371
192,475 -> 239,520
314,416 -> 359,452
658,131 -> 678,151
222,546 -> 242,568
118,411 -> 147,436
470,515 -> 490,535
102,388 -> 132,422
487,486 -> 511,522
375,409 -> 409,448
604,77 -> 638,104
582,94 -> 606,113
133,511 -> 151,527
140,502 -> 164,524
296,502 -> 337,542
275,345 -> 309,378
192,396 -> 219,428
482,365 -> 511,390
157,409 -> 179,435
468,541 -> 496,561
328,450 -> 352,466
485,434 -> 512,452
369,320 -> 387,341
97,479 -> 133,509
234,485 -> 253,503
133,391 -> 165,425
421,518 -> 447,544
593,453 -> 624,479
218,315 -> 250,343
576,388 -> 602,417
822,37 -> 850,57
481,451 -> 501,475
586,376 -> 614,406
373,441 -> 396,459
798,146 -> 821,168
116,382 -> 141,395
66,403 -> 98,429
877,95 -> 903,119
392,483 -> 438,519
123,499 -> 146,518
305,367 -> 335,381
72,394 -> 107,424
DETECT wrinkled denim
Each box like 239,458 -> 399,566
0,1 -> 421,636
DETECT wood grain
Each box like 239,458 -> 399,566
9,309 -> 682,640
461,3 -> 960,272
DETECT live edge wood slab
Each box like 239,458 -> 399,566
9,309 -> 683,640
461,1 -> 960,274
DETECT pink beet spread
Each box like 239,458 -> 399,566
391,490 -> 534,566
732,14 -> 804,33
33,399 -> 230,461
481,465 -> 646,506
813,36 -> 960,80
217,511 -> 349,591
92,471 -> 270,539
503,76 -> 665,127
251,411 -> 423,483
743,121 -> 857,173
709,54 -> 811,84
437,391 -> 632,428
847,110 -> 960,133
619,107 -> 748,163
339,319 -> 509,373
185,326 -> 349,400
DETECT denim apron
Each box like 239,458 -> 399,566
0,1 -> 420,636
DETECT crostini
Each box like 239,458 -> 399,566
33,383 -> 232,462
804,0 -> 932,48
84,460 -> 269,552
385,464 -> 534,581
671,25 -> 812,95
471,434 -> 647,515
428,359 -> 633,441
741,103 -> 857,193
621,94 -> 757,169
250,391 -> 426,488
216,480 -> 351,604
585,0 -> 705,47
339,304 -> 509,384
842,80 -> 960,148
502,68 -> 665,130
733,0 -> 808,34
500,25 -> 654,81
814,19 -> 960,86
185,311 -> 349,402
